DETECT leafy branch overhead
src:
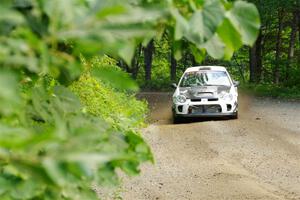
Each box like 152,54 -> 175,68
1,0 -> 260,77
172,0 -> 261,60
0,0 -> 260,199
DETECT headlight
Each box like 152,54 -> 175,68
219,91 -> 233,101
173,95 -> 187,103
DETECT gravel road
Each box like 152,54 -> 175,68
121,92 -> 300,200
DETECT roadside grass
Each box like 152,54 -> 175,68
241,83 -> 300,100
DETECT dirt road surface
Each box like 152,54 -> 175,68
121,92 -> 300,200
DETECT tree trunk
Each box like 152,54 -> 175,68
118,59 -> 130,73
170,46 -> 177,82
286,10 -> 298,81
249,31 -> 262,83
144,40 -> 154,82
132,44 -> 142,79
249,47 -> 257,83
180,41 -> 189,67
192,56 -> 197,67
297,9 -> 300,65
274,8 -> 283,84
296,8 -> 300,43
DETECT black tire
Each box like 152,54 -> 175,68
173,116 -> 182,124
231,111 -> 238,119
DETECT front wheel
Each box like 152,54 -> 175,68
173,116 -> 182,124
230,111 -> 238,119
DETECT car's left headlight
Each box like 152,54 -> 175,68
173,95 -> 187,103
219,91 -> 233,101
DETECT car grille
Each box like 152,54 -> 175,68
190,98 -> 219,102
191,99 -> 202,102
189,105 -> 222,114
208,98 -> 219,101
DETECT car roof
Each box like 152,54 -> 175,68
184,66 -> 227,73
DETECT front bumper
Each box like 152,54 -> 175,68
174,112 -> 236,118
172,99 -> 238,117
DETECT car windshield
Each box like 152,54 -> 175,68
180,71 -> 231,87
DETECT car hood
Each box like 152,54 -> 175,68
179,85 -> 231,99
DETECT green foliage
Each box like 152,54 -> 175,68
0,76 -> 152,199
0,0 -> 261,199
171,0 -> 260,60
71,56 -> 148,129
0,1 -> 158,199
224,0 -> 300,98
0,74 -> 152,200
137,58 -> 173,90
227,1 -> 261,46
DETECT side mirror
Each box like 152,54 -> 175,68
233,81 -> 240,87
171,83 -> 177,89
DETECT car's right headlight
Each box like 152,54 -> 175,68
173,95 -> 187,104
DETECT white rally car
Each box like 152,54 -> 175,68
172,66 -> 239,123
